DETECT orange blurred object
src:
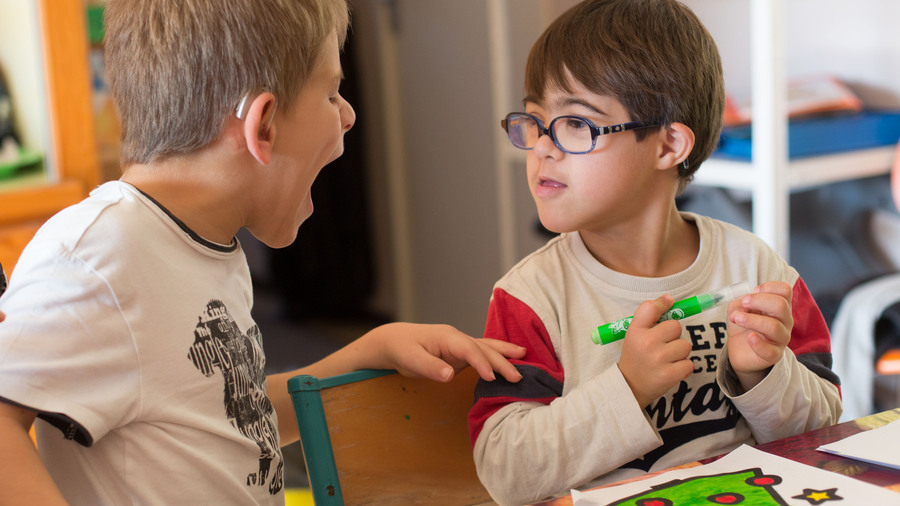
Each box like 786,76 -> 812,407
876,349 -> 900,376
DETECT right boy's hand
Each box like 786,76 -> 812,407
617,295 -> 693,408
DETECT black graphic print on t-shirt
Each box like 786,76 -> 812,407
187,300 -> 283,495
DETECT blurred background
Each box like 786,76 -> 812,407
2,1 -> 900,487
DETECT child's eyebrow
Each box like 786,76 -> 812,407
522,95 -> 609,117
331,71 -> 345,90
559,97 -> 607,116
522,95 -> 542,107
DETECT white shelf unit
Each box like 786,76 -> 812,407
691,0 -> 898,260
697,145 -> 897,260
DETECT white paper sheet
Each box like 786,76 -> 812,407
572,444 -> 899,505
817,419 -> 900,470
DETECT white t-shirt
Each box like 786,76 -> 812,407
0,181 -> 284,505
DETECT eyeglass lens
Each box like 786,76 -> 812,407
505,114 -> 594,153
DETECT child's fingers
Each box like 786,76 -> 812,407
475,339 -> 526,382
731,309 -> 790,347
630,294 -> 675,331
439,334 -> 525,383
480,349 -> 525,383
658,324 -> 693,359
752,281 -> 792,303
669,357 -> 696,382
478,338 -> 528,360
395,348 -> 457,383
745,331 -> 786,364
740,290 -> 793,329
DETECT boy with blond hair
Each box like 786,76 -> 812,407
468,1 -> 842,504
0,0 -> 524,503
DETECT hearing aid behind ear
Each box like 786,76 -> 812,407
235,93 -> 254,120
235,91 -> 276,132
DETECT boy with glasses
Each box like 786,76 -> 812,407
0,0 -> 525,503
468,1 -> 842,504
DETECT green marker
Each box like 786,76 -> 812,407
590,281 -> 752,345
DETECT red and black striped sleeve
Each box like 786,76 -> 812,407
468,288 -> 565,446
788,277 -> 841,390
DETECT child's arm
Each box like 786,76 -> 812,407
0,401 -> 68,504
268,322 -> 526,446
470,290 -> 665,505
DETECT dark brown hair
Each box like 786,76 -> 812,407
526,0 -> 724,186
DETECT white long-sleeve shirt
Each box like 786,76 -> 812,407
468,213 -> 842,505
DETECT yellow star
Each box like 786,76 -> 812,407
807,491 -> 831,501
792,487 -> 842,505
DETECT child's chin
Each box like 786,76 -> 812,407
536,215 -> 571,235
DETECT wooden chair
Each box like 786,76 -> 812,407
287,367 -> 492,505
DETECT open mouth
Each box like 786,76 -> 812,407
539,177 -> 567,189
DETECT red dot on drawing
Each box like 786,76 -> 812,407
707,492 -> 745,504
747,475 -> 782,487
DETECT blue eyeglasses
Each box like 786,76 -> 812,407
501,112 -> 658,155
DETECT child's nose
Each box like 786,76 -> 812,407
341,97 -> 356,133
532,131 -> 563,158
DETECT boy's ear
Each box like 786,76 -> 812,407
243,92 -> 277,165
655,122 -> 695,171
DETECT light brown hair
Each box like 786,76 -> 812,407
104,0 -> 349,166
526,0 -> 724,187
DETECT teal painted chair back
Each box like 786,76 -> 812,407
287,367 -> 491,505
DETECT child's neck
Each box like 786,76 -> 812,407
579,206 -> 699,278
119,150 -> 248,245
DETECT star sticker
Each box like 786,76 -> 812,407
791,488 -> 843,505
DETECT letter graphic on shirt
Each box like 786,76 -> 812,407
187,300 -> 283,495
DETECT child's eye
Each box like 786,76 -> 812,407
565,118 -> 589,130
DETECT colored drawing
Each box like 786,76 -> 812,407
610,468 -> 787,505
573,445 -> 899,505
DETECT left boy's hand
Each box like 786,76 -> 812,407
367,322 -> 526,384
726,281 -> 793,391
267,322 -> 525,446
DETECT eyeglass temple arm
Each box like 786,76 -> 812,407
599,122 -> 689,169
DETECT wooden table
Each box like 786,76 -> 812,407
541,408 -> 900,505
